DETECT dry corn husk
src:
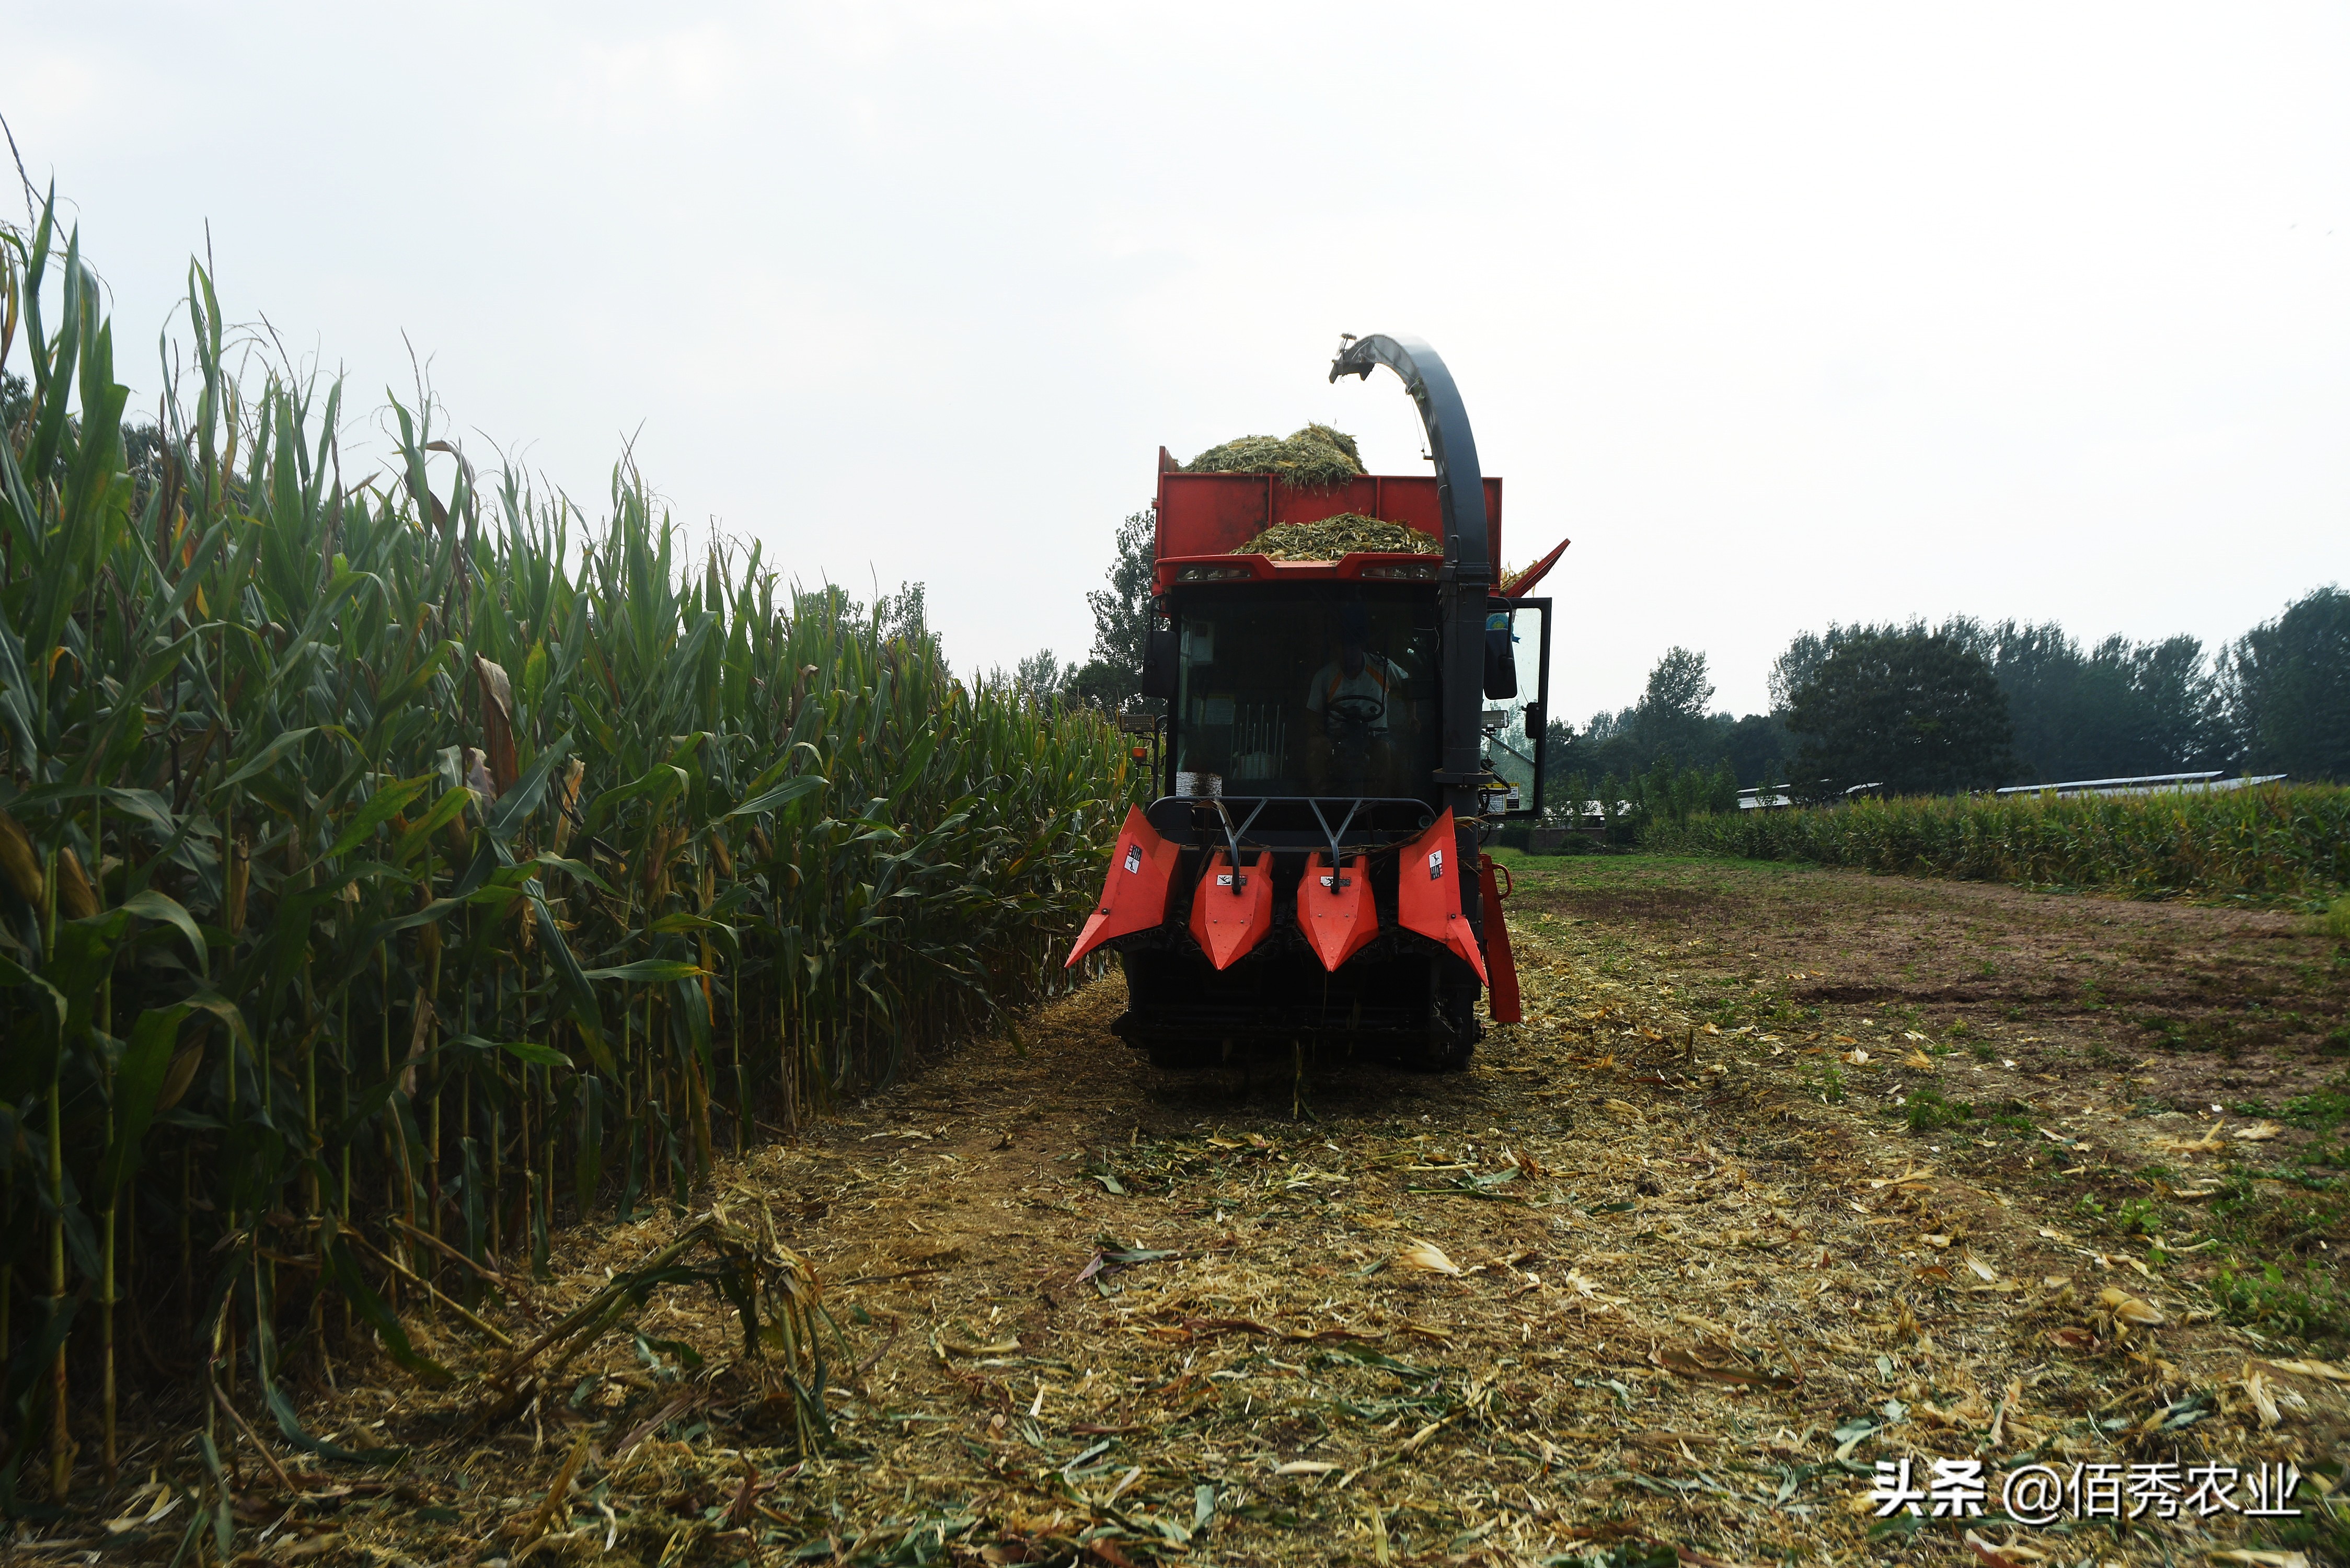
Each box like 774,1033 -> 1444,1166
2153,1120 -> 2227,1154
56,847 -> 98,919
1398,1239 -> 1462,1276
2097,1286 -> 2164,1327
0,810 -> 42,903
2243,1368 -> 2283,1428
2264,1357 -> 2350,1383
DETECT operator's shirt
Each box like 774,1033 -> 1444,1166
1305,654 -> 1401,734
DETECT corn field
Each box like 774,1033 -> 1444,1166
0,204 -> 1132,1506
1642,782 -> 2350,900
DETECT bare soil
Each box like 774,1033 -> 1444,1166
32,856 -> 2350,1567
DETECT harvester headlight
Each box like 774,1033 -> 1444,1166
1175,564 -> 1256,583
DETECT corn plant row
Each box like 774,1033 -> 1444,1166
0,204 -> 1134,1507
1642,782 -> 2350,900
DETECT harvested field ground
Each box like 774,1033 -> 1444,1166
36,858 -> 2350,1566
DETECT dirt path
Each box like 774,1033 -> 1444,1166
55,859 -> 2350,1567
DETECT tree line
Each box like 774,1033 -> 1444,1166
1550,587 -> 2349,797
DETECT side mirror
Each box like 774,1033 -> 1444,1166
1521,701 -> 1543,741
1483,613 -> 1518,700
1140,624 -> 1178,701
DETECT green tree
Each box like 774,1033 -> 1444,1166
2228,586 -> 2350,781
1723,711 -> 1792,788
1787,628 -> 2015,794
1012,648 -> 1067,702
1642,645 -> 1714,718
2128,632 -> 2228,770
1080,507 -> 1157,710
1773,616 -> 2226,784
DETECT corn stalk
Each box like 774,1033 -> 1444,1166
0,197 -> 1135,1510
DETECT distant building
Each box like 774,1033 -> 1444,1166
1993,770 -> 2287,800
1736,782 -> 1880,809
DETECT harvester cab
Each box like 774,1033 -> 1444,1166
1069,335 -> 1566,1071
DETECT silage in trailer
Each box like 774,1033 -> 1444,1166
1183,423 -> 1365,488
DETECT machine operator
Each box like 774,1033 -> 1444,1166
1304,601 -> 1404,792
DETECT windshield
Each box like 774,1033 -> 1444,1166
1172,590 -> 1440,800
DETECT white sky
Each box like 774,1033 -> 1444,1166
11,4 -> 2346,721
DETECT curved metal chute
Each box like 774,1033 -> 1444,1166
1328,333 -> 1493,883
1328,333 -> 1491,582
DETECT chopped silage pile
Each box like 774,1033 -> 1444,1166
1185,424 -> 1365,488
1235,513 -> 1441,561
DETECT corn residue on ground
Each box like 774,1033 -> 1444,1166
43,858 -> 2350,1566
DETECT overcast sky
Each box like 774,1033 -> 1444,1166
11,4 -> 2345,720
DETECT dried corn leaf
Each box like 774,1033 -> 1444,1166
2243,1368 -> 2283,1428
941,1337 -> 1022,1357
1653,1343 -> 1798,1391
2096,1286 -> 2164,1327
2152,1120 -> 2227,1154
1398,1239 -> 1462,1276
1628,1429 -> 1719,1451
2264,1357 -> 2350,1383
1963,1532 -> 2047,1565
2233,1120 -> 2284,1142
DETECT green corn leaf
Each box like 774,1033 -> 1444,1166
484,729 -> 573,844
0,951 -> 66,1034
217,725 -> 320,790
583,763 -> 687,837
497,1038 -> 571,1069
391,786 -> 473,864
117,888 -> 208,978
324,1236 -> 452,1384
99,1001 -> 197,1194
727,773 -> 827,819
325,775 -> 434,860
262,1379 -> 405,1465
580,959 -> 709,984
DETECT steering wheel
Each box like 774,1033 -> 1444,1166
1325,692 -> 1386,725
